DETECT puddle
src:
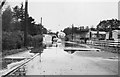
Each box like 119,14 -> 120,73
88,56 -> 118,61
107,56 -> 119,61
65,50 -> 75,54
99,57 -> 119,61
30,47 -> 44,54
64,43 -> 86,48
64,42 -> 95,54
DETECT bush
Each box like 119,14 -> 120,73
2,31 -> 43,50
2,48 -> 27,57
31,34 -> 43,47
2,31 -> 24,50
27,34 -> 33,47
2,31 -> 44,56
30,34 -> 44,53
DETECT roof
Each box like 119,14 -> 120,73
91,31 -> 106,34
112,30 -> 120,33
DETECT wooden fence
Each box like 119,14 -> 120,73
87,40 -> 120,48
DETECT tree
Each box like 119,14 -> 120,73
42,27 -> 47,34
12,3 -> 25,31
2,6 -> 12,31
12,3 -> 25,22
63,27 -> 72,35
85,26 -> 89,30
97,19 -> 120,40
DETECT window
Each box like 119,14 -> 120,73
118,34 -> 120,39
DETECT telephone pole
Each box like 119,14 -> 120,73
97,25 -> 99,39
24,0 -> 28,47
72,24 -> 74,41
41,17 -> 42,25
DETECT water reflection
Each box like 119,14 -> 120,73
64,50 -> 75,54
64,42 -> 87,54
64,42 -> 86,48
30,46 -> 44,54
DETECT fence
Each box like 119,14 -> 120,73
87,40 -> 120,48
86,40 -> 120,54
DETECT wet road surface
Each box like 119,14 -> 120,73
25,45 -> 118,75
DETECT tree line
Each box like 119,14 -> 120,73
2,4 -> 47,51
63,19 -> 120,41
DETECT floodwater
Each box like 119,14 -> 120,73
25,43 -> 118,75
1,42 -> 119,75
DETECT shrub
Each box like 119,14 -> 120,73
2,31 -> 43,50
27,34 -> 33,47
30,34 -> 44,53
2,31 -> 44,56
31,34 -> 43,47
2,31 -> 24,50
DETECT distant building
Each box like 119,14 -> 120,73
86,31 -> 106,40
72,32 -> 88,42
58,32 -> 66,39
106,30 -> 120,42
43,34 -> 52,46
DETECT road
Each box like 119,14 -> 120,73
24,43 -> 118,75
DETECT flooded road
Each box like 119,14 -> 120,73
1,42 -> 118,76
25,44 -> 118,75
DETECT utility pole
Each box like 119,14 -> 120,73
97,25 -> 99,40
109,25 -> 112,40
41,17 -> 42,25
24,0 -> 28,47
72,24 -> 74,41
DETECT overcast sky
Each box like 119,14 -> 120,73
6,0 -> 119,32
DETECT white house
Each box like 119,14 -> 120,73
106,30 -> 120,42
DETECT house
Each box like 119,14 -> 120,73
86,30 -> 106,40
72,32 -> 88,42
106,30 -> 120,42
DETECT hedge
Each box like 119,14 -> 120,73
2,31 -> 24,50
2,31 -> 44,56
